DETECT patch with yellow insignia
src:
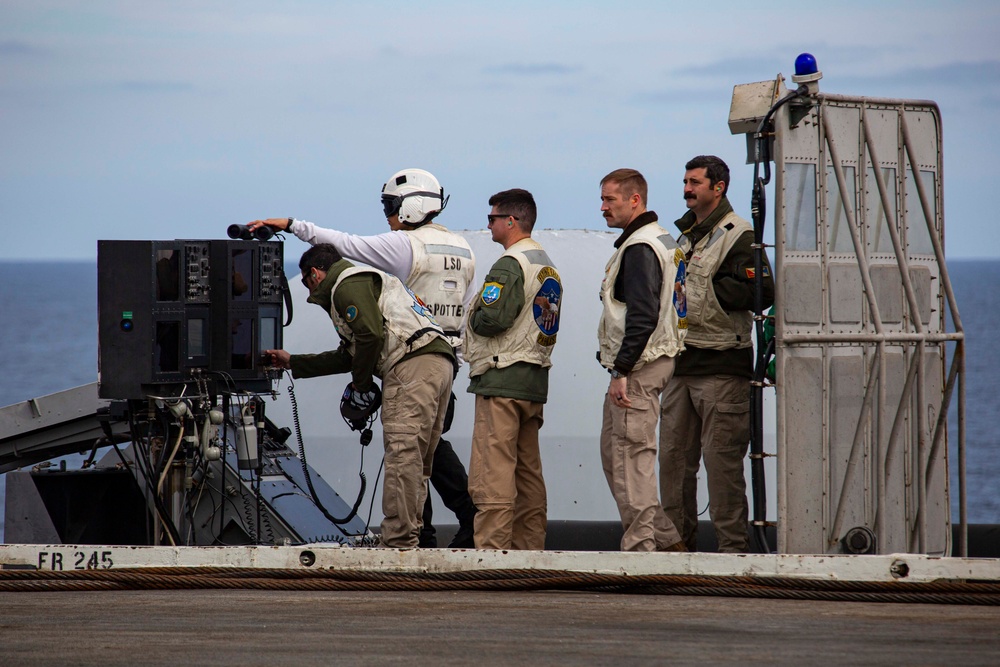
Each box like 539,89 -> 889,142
481,282 -> 503,305
745,265 -> 771,280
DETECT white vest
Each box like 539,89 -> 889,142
678,210 -> 753,350
329,266 -> 451,376
598,223 -> 687,370
465,238 -> 562,378
405,223 -> 476,336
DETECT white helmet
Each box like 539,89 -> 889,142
380,168 -> 449,225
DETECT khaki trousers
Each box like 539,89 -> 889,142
600,355 -> 683,552
469,396 -> 547,550
378,353 -> 454,548
659,374 -> 750,553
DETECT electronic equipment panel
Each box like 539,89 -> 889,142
97,239 -> 286,398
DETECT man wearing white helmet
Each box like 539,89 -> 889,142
248,168 -> 478,548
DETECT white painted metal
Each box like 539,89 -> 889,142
769,78 -> 953,556
1,543 -> 996,584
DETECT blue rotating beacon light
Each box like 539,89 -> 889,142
791,52 -> 822,93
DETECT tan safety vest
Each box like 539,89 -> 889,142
465,238 -> 562,378
678,210 -> 753,350
406,223 -> 475,336
329,266 -> 451,376
598,222 -> 687,370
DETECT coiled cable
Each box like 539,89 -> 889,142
286,376 -> 366,528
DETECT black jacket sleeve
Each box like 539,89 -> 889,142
713,230 -> 775,312
614,244 -> 663,373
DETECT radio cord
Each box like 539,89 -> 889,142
286,376 -> 367,528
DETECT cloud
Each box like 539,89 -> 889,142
484,63 -> 583,77
671,56 -> 790,81
115,81 -> 195,93
0,40 -> 45,56
630,88 -> 731,106
856,61 -> 1000,87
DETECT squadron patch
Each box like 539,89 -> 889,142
673,260 -> 688,328
532,268 -> 561,344
745,265 -> 771,280
481,282 -> 503,306
345,305 -> 358,322
403,284 -> 437,322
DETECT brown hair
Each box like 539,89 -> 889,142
600,168 -> 647,206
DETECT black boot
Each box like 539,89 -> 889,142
430,438 -> 478,548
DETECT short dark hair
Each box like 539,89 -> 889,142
299,243 -> 343,275
685,155 -> 730,195
488,188 -> 537,231
600,168 -> 648,206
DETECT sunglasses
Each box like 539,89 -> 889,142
301,269 -> 315,289
487,214 -> 520,224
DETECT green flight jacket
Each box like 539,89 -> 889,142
290,259 -> 454,391
467,255 -> 549,403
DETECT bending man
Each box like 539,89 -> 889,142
248,168 -> 477,548
264,244 -> 456,549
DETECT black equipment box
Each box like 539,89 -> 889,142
97,239 -> 285,399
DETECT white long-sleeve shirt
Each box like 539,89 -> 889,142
289,218 -> 479,322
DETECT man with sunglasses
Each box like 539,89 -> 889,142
247,168 -> 478,549
464,188 -> 562,550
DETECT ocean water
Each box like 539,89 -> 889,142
1,259 -> 998,534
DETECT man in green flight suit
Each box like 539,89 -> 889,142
464,188 -> 563,550
264,244 -> 457,548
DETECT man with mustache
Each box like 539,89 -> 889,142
659,155 -> 775,553
597,168 -> 687,552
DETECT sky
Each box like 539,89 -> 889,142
2,0 -> 999,260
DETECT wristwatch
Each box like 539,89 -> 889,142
610,369 -> 625,379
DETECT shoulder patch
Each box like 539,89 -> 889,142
345,305 -> 358,322
673,260 -> 687,321
745,265 -> 770,279
724,222 -> 735,230
532,272 -> 561,338
480,282 -> 503,306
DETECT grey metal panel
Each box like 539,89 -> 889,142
777,349 -> 825,553
908,266 -> 933,326
3,472 -> 62,544
782,264 -> 823,326
921,346 -> 949,556
772,90 -> 952,556
871,265 -> 904,324
0,383 -> 127,474
828,263 -> 862,324
829,352 -> 868,545
879,347 -> 910,553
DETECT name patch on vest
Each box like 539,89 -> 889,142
533,266 -> 562,345
480,282 -> 503,305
